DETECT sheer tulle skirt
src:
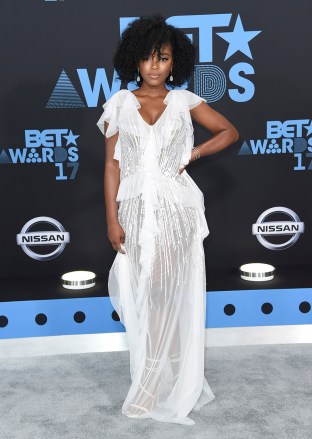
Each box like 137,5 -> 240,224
108,194 -> 215,425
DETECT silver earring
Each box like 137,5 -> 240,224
136,69 -> 140,82
169,68 -> 173,82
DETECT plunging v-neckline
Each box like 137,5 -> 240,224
130,90 -> 172,127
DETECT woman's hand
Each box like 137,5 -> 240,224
107,222 -> 126,254
178,148 -> 197,174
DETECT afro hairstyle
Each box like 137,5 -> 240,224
113,14 -> 196,88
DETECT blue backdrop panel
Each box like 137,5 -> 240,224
1,289 -> 311,339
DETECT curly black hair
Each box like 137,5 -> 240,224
113,14 -> 196,88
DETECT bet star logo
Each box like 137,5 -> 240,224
216,15 -> 261,60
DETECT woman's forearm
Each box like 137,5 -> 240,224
104,162 -> 120,226
191,127 -> 239,160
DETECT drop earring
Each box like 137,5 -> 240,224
136,69 -> 141,82
169,68 -> 173,82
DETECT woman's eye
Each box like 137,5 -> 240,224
142,56 -> 168,62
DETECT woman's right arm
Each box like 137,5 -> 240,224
104,121 -> 126,253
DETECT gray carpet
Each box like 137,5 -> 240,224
1,344 -> 311,439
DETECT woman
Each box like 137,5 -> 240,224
97,14 -> 239,425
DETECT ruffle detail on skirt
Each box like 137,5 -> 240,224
116,168 -> 208,240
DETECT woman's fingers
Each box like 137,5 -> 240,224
117,242 -> 126,254
108,224 -> 126,253
112,237 -> 126,253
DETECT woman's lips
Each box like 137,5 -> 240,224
149,74 -> 160,78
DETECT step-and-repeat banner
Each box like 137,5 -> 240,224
1,0 -> 311,292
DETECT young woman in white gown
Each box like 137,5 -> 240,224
97,14 -> 239,425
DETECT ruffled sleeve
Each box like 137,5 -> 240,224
96,89 -> 128,138
179,89 -> 206,109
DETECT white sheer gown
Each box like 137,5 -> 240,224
97,88 -> 215,425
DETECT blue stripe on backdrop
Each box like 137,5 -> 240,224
206,288 -> 312,328
0,289 -> 311,339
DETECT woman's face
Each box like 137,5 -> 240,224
137,43 -> 173,87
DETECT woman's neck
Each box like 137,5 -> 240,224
136,83 -> 168,97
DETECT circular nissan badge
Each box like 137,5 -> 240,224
252,207 -> 304,250
16,216 -> 70,261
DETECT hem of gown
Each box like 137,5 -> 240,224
123,411 -> 196,425
122,391 -> 216,425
